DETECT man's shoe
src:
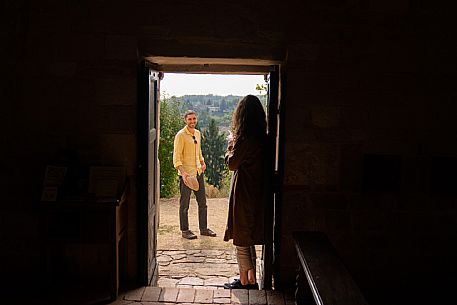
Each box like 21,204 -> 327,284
223,279 -> 258,289
182,230 -> 197,240
200,228 -> 217,237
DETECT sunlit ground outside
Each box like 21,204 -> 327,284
157,197 -> 262,288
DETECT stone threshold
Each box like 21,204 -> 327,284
118,286 -> 294,305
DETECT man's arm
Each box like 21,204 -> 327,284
198,131 -> 206,173
200,160 -> 206,173
173,133 -> 187,177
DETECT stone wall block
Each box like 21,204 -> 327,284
96,78 -> 136,106
310,193 -> 348,210
96,105 -> 136,134
310,105 -> 341,128
326,210 -> 351,231
284,143 -> 340,188
287,43 -> 320,62
54,34 -> 105,61
96,134 -> 136,174
351,209 -> 392,232
48,61 -> 77,77
105,35 -> 138,60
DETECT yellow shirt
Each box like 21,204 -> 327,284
173,126 -> 204,176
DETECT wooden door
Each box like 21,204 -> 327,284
138,61 -> 160,286
260,67 -> 280,290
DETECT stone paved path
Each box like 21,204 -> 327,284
157,198 -> 262,288
157,249 -> 239,288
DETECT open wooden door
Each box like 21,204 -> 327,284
260,67 -> 280,290
138,61 -> 160,286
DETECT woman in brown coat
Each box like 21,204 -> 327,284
223,95 -> 268,289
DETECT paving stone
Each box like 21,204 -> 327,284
161,264 -> 238,279
194,285 -> 218,290
214,297 -> 231,303
170,253 -> 187,260
204,277 -> 229,287
142,286 -> 161,302
201,250 -> 224,256
266,290 -> 284,305
179,276 -> 204,286
177,284 -> 194,288
157,277 -> 179,287
165,250 -> 186,255
123,287 -> 145,301
186,250 -> 202,254
177,288 -> 196,303
159,287 -> 179,302
196,264 -> 239,276
249,289 -> 267,305
207,258 -> 227,264
157,255 -> 173,263
194,288 -> 214,303
231,289 -> 249,305
185,256 -> 206,263
214,289 -> 231,298
107,300 -> 136,305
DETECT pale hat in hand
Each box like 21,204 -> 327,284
185,175 -> 199,191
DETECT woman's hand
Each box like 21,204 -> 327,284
226,131 -> 234,150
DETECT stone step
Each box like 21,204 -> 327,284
120,286 -> 293,305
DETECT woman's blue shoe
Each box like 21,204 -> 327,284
223,279 -> 259,289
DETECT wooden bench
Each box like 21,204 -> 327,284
292,231 -> 369,305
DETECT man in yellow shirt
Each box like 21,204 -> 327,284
173,110 -> 217,239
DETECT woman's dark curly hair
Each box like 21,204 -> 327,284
231,95 -> 267,142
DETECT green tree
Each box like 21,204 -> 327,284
256,83 -> 268,110
202,119 -> 226,188
158,97 -> 183,198
220,99 -> 227,112
182,99 -> 193,112
198,111 -> 209,129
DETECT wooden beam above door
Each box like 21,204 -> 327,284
145,56 -> 282,74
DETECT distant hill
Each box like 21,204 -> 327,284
178,94 -> 242,113
164,94 -> 266,132
174,95 -> 242,132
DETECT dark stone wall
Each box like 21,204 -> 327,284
279,3 -> 457,304
1,0 -> 456,303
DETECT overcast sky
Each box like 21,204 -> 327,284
160,73 -> 266,97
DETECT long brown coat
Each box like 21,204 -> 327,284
223,136 -> 268,247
